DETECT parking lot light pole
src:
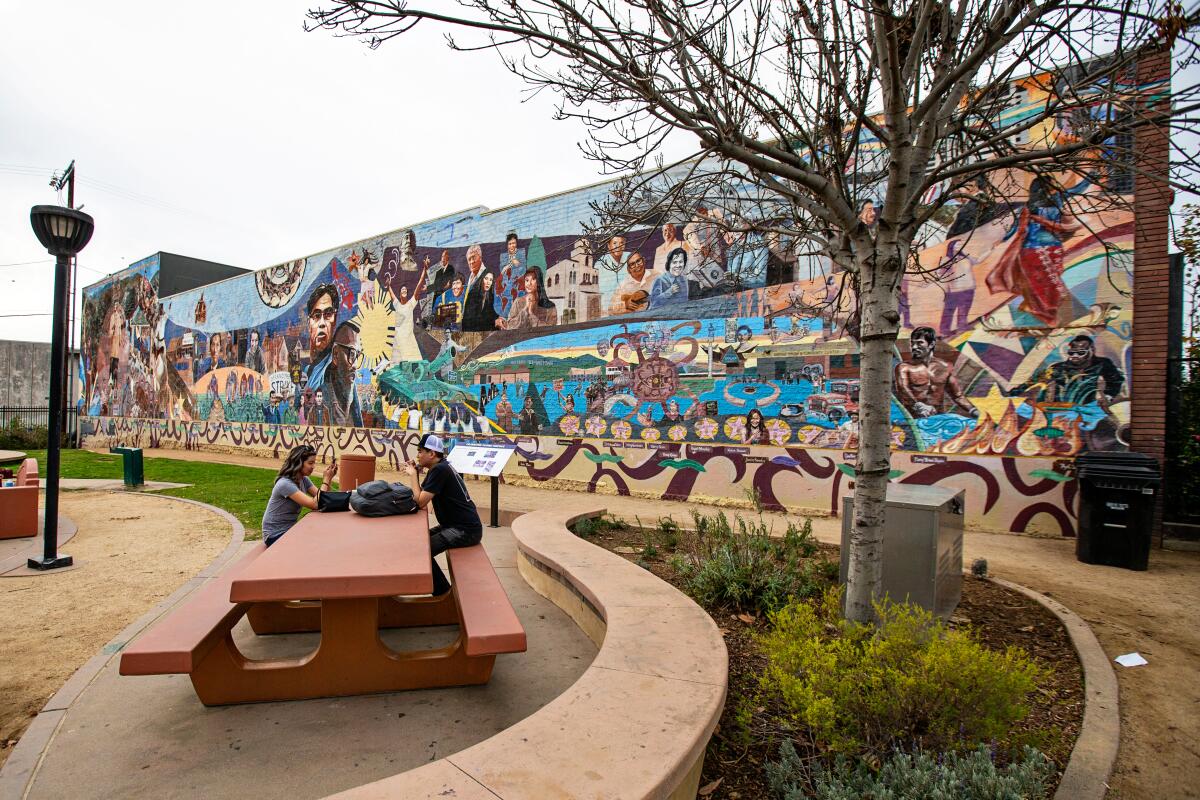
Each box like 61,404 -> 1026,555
28,205 -> 94,571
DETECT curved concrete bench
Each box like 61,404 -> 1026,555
330,506 -> 728,800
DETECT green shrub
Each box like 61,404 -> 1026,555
668,510 -> 832,613
0,419 -> 50,449
760,588 -> 1044,757
767,740 -> 1055,800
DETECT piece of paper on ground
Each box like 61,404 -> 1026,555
1115,652 -> 1148,667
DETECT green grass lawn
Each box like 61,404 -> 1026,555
19,449 -> 311,539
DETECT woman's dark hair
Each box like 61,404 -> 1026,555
278,444 -> 317,482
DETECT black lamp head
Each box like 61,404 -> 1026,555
30,205 -> 94,257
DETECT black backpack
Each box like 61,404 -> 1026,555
350,480 -> 419,517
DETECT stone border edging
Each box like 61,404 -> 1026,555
327,505 -> 729,800
0,493 -> 247,800
987,577 -> 1119,800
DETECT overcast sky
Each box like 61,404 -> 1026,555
0,1 -> 648,343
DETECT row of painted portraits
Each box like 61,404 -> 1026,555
81,164 -> 1134,457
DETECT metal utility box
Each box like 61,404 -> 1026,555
839,484 -> 965,619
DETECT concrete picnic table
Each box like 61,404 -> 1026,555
120,508 -> 526,706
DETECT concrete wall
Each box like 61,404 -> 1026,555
0,340 -> 82,407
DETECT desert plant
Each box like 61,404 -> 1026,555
570,513 -> 627,539
760,588 -> 1044,758
669,510 -> 831,614
767,740 -> 1055,800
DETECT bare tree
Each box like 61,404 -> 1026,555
308,0 -> 1199,621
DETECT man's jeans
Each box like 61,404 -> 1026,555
428,524 -> 483,595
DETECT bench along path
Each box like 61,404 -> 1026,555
119,511 -> 526,705
331,505 -> 728,800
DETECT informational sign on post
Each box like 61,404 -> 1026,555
446,442 -> 517,528
447,443 -> 516,478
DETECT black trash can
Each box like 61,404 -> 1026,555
1075,451 -> 1160,570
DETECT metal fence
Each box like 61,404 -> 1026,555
0,406 -> 79,435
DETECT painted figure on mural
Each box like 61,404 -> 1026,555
596,234 -> 631,309
244,328 -> 266,373
986,175 -> 1092,326
399,230 -> 419,273
330,256 -> 357,312
497,268 -> 557,330
684,206 -> 727,294
610,253 -> 661,314
461,244 -> 499,332
324,320 -> 364,426
263,391 -> 285,424
420,250 -> 456,326
653,223 -> 689,273
496,233 -> 527,316
303,283 -> 340,397
309,388 -> 330,426
1013,334 -> 1125,406
894,327 -> 978,418
744,408 -> 768,445
519,395 -> 541,434
649,248 -> 689,309
389,260 -> 428,364
435,273 -> 467,330
937,240 -> 978,337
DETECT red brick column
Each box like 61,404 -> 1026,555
1131,46 -> 1172,538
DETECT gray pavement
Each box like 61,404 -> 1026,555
23,525 -> 596,800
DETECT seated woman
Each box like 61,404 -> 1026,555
261,444 -> 338,546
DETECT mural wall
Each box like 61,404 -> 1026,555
81,74 -> 1152,536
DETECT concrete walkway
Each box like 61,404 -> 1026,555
106,446 -> 1200,800
20,525 -> 596,800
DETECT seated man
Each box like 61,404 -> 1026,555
401,433 -> 482,596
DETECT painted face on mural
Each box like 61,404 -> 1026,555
466,247 -> 483,276
608,236 -> 626,259
451,276 -> 465,297
308,293 -> 337,355
399,285 -> 410,302
667,249 -> 688,276
507,236 -> 519,256
662,223 -> 677,242
482,273 -> 494,291
909,331 -> 935,362
523,271 -> 539,297
332,324 -> 362,374
1066,337 -> 1095,368
627,253 -> 647,281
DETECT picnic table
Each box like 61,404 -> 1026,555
120,509 -> 526,706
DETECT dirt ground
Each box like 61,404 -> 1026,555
0,491 -> 231,768
73,447 -> 1200,798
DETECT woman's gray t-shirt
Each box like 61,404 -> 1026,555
261,475 -> 315,545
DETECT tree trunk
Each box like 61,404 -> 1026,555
844,249 -> 902,623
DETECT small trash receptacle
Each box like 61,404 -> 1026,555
338,453 -> 377,491
110,446 -> 144,487
1076,452 -> 1160,570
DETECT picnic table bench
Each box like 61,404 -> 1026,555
0,458 -> 40,539
119,510 -> 526,706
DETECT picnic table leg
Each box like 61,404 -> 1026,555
189,596 -> 493,705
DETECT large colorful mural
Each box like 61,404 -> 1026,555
80,72 -> 1156,536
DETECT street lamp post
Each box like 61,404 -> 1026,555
28,205 -> 94,571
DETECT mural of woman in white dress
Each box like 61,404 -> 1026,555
390,261 -> 428,363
